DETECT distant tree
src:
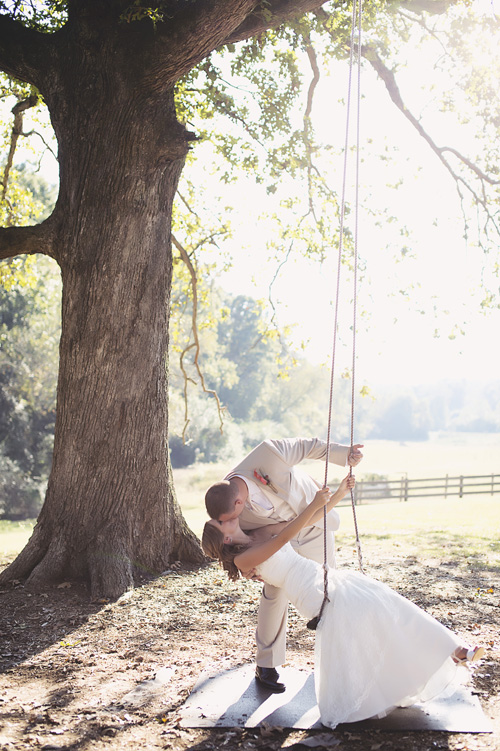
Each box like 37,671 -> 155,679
0,162 -> 59,519
0,257 -> 59,517
370,393 -> 430,441
212,295 -> 284,420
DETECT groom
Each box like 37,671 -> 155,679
205,436 -> 363,693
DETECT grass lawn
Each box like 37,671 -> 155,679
335,496 -> 500,572
3,497 -> 498,571
352,432 -> 500,479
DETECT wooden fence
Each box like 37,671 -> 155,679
336,473 -> 500,505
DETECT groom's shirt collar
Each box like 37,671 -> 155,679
234,474 -> 273,512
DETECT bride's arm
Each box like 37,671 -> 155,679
250,521 -> 289,542
234,487 -> 332,572
253,475 -> 354,539
235,475 -> 355,572
307,474 -> 354,526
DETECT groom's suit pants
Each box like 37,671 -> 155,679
255,526 -> 336,668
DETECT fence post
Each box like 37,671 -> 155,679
445,474 -> 448,499
356,480 -> 363,505
404,475 -> 409,502
459,475 -> 464,498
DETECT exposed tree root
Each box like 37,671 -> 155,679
0,514 -> 207,600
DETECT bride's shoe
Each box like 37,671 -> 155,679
452,645 -> 485,665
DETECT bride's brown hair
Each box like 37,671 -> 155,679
201,522 -> 250,582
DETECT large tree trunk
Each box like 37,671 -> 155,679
0,67 -> 204,598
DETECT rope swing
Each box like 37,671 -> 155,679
307,0 -> 364,631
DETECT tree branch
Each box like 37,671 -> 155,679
145,0 -> 330,82
0,221 -> 56,261
171,233 -> 225,440
225,0 -> 329,45
147,0 -> 260,83
1,94 -> 39,211
0,13 -> 56,87
302,33 -> 320,219
362,43 -> 500,237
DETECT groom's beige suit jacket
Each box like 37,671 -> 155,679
226,436 -> 349,532
225,436 -> 350,667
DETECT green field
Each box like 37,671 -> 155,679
347,431 -> 500,479
0,520 -> 36,557
2,434 -> 499,562
335,496 -> 500,570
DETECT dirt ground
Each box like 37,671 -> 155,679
0,543 -> 498,751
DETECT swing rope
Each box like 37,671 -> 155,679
350,0 -> 364,575
307,0 -> 364,631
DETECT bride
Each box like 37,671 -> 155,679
202,475 -> 485,729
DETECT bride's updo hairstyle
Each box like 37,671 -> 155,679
201,521 -> 249,582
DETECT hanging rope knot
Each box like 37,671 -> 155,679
308,561 -> 330,631
356,539 -> 364,574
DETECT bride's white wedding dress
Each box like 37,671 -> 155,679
256,543 -> 461,728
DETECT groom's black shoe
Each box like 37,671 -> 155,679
255,666 -> 286,693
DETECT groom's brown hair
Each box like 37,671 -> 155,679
205,480 -> 238,519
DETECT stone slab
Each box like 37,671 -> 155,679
178,664 -> 492,733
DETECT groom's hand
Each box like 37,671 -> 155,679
241,568 -> 264,582
348,444 -> 364,467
